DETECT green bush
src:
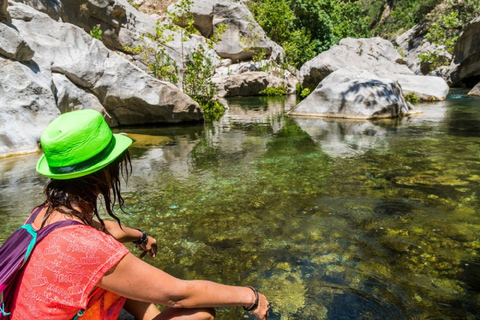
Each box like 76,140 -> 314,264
259,86 -> 286,96
90,24 -> 102,40
200,100 -> 226,121
404,92 -> 419,104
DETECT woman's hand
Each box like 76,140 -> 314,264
137,235 -> 157,258
249,292 -> 270,320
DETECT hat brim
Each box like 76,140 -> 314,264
36,134 -> 133,180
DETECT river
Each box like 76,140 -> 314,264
1,91 -> 480,319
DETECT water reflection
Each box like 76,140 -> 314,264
291,101 -> 449,158
1,94 -> 480,319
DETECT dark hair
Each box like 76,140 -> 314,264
41,151 -> 132,228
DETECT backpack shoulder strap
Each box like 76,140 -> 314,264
25,205 -> 45,225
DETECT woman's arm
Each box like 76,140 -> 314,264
98,253 -> 269,319
93,220 -> 157,258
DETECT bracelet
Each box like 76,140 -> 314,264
132,229 -> 148,245
243,286 -> 259,312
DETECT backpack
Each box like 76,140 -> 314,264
0,206 -> 82,319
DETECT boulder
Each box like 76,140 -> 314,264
393,74 -> 450,101
396,23 -> 451,75
52,73 -> 116,124
299,37 -> 449,101
0,22 -> 34,61
0,57 -> 59,157
169,0 -> 283,62
468,82 -> 480,97
300,37 -> 411,89
448,17 -> 480,87
289,67 -> 415,119
217,71 -> 269,97
213,60 -> 298,96
10,2 -> 203,125
16,0 -> 221,77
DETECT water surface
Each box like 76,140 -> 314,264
1,92 -> 480,319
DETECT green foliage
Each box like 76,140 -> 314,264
90,24 -> 102,41
249,0 -> 370,68
183,47 -> 216,102
404,92 -> 419,104
370,0 -> 442,36
418,0 -> 480,69
130,22 -> 179,84
200,100 -> 226,122
259,86 -> 286,96
300,88 -> 311,99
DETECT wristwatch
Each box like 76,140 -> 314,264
133,229 -> 148,245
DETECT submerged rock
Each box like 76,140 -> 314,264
289,67 -> 415,120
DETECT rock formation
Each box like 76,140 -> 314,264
447,17 -> 480,87
299,37 -> 449,101
169,0 -> 283,62
468,82 -> 480,97
0,1 -> 202,158
289,67 -> 415,119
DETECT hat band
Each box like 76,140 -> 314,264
49,137 -> 116,175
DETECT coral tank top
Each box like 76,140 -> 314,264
10,224 -> 130,319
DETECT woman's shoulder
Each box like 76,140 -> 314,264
41,223 -> 127,253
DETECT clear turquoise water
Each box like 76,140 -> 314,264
1,92 -> 480,319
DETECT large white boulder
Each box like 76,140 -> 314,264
0,22 -> 34,61
168,0 -> 283,62
289,67 -> 415,119
10,2 -> 203,125
299,37 -> 450,101
0,57 -> 59,157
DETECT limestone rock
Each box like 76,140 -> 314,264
169,0 -> 283,62
0,22 -> 34,61
393,74 -> 450,101
213,60 -> 298,96
396,23 -> 451,75
289,67 -> 414,119
448,17 -> 480,86
218,71 -> 269,96
468,82 -> 480,97
299,37 -> 449,101
300,37 -> 411,89
52,73 -> 116,124
0,57 -> 59,157
10,2 -> 203,125
16,0 -> 221,76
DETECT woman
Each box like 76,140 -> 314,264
10,110 -> 270,320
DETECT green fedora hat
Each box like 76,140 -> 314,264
36,109 -> 132,180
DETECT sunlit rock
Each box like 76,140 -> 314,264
169,0 -> 283,62
0,22 -> 34,61
468,82 -> 480,97
300,37 -> 449,101
290,67 -> 415,120
0,57 -> 59,157
10,2 -> 203,125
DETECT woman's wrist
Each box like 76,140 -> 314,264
243,286 -> 259,311
132,228 -> 148,245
